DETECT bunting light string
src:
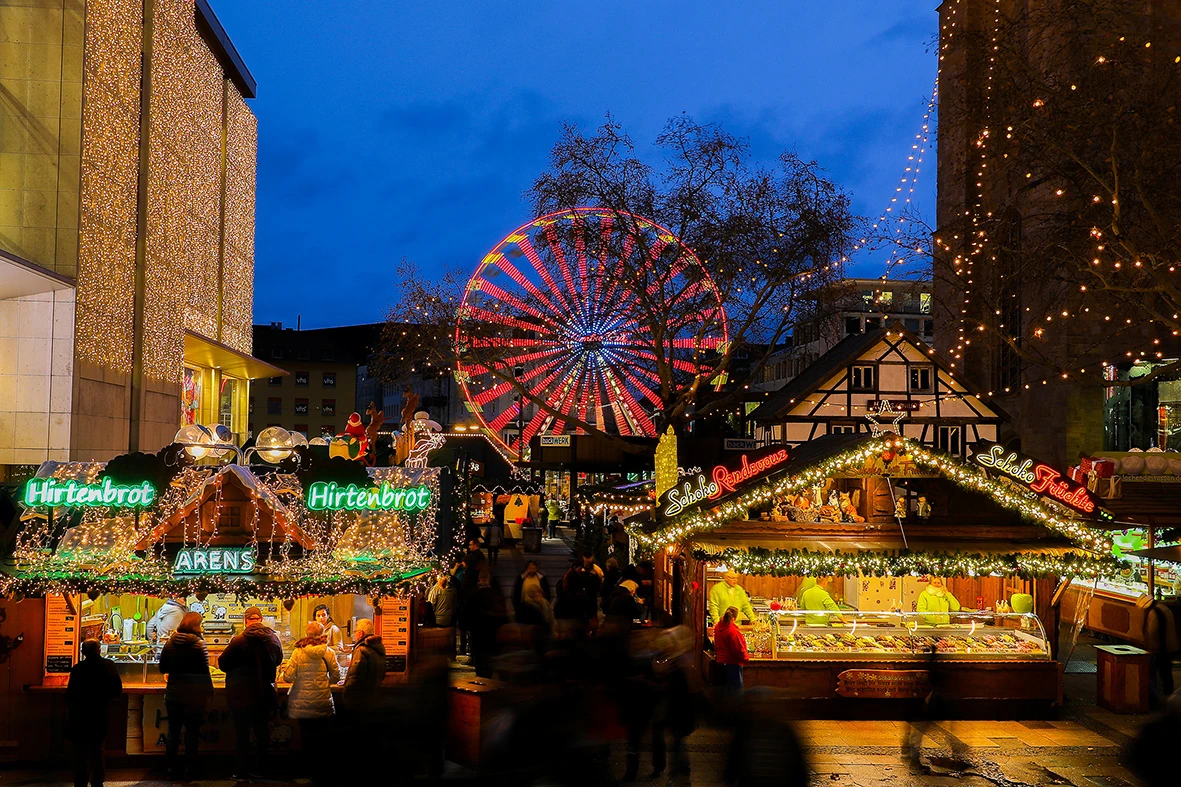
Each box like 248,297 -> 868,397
633,435 -> 1112,553
691,545 -> 1123,581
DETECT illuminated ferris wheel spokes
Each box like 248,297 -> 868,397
455,208 -> 728,458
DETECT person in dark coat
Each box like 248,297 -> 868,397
607,579 -> 643,622
341,618 -> 386,705
458,539 -> 486,655
463,569 -> 508,678
159,612 -> 214,778
600,557 -> 622,605
556,562 -> 596,625
217,606 -> 283,780
67,639 -> 122,787
511,560 -> 552,621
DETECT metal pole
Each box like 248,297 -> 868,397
1148,525 -> 1156,598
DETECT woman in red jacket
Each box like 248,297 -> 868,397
714,606 -> 749,688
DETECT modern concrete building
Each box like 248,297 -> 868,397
0,0 -> 274,474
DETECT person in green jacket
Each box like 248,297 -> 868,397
798,576 -> 845,625
916,576 -> 961,625
708,571 -> 756,624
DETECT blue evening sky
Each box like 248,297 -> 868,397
213,1 -> 938,329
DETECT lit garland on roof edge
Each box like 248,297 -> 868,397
634,436 -> 1112,553
692,545 -> 1124,581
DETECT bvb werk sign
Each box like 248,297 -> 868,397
658,449 -> 790,518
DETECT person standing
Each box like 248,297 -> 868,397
1139,592 -> 1179,703
218,606 -> 283,781
145,596 -> 187,644
427,573 -> 457,627
282,621 -> 341,786
608,514 -> 629,564
459,540 -> 486,656
797,576 -> 846,625
708,571 -> 757,625
511,560 -> 552,620
313,604 -> 344,652
714,607 -> 749,689
538,492 -> 550,539
916,577 -> 961,625
159,612 -> 213,779
464,568 -> 507,678
546,497 -> 562,538
484,520 -> 503,565
340,618 -> 386,780
67,639 -> 122,787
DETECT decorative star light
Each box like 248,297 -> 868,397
865,400 -> 907,437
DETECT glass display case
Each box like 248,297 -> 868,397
743,611 -> 1050,661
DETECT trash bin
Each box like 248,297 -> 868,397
1096,644 -> 1150,714
521,526 -> 543,553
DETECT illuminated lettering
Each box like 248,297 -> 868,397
305,482 -> 432,512
662,475 -> 720,517
174,547 -> 256,575
23,478 -> 156,509
971,440 -> 1097,516
710,450 -> 790,497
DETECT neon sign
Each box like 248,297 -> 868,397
24,477 -> 156,508
659,449 -> 790,518
971,441 -> 1098,515
174,547 -> 256,575
306,481 -> 432,512
712,450 -> 790,496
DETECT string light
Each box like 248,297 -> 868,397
635,435 -> 1112,554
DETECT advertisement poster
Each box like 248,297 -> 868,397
379,598 -> 410,673
44,594 -> 79,682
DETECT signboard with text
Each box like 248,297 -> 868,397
657,448 -> 790,519
970,440 -> 1101,517
379,598 -> 411,674
44,594 -> 79,683
539,435 -> 572,447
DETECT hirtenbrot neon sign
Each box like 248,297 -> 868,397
24,477 -> 156,508
306,481 -> 432,511
971,441 -> 1097,515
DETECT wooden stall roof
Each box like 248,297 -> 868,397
137,465 -> 314,550
1094,480 -> 1181,528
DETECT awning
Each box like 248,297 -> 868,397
0,250 -> 73,299
184,330 -> 287,380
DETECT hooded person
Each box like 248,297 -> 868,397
708,571 -> 756,624
146,596 -> 188,643
607,579 -> 643,621
916,577 -> 961,625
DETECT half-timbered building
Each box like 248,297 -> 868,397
750,325 -> 1006,456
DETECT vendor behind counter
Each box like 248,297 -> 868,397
708,570 -> 756,623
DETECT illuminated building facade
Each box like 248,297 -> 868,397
0,0 -> 275,469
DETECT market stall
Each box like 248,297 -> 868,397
3,446 -> 452,756
638,433 -> 1119,718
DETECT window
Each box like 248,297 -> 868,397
937,426 -> 962,454
920,292 -> 932,314
294,371 -> 309,387
864,317 -> 881,330
322,350 -> 335,362
770,425 -> 784,442
903,318 -> 920,333
879,291 -> 893,307
294,398 -> 309,416
270,348 -> 282,359
297,349 -> 310,361
267,397 -> 281,415
923,320 -> 934,336
909,365 -> 933,393
321,425 -> 334,438
322,399 -> 336,416
861,290 -> 874,306
850,365 -> 876,391
322,372 -> 337,388
830,423 -> 857,435
845,316 -> 862,336
294,424 -> 308,437
217,504 -> 244,535
268,376 -> 283,387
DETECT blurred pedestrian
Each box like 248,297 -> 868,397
67,639 -> 122,787
428,573 -> 457,627
608,514 -> 629,564
601,557 -> 622,605
1139,592 -> 1179,704
484,519 -> 503,565
159,612 -> 213,779
219,606 -> 283,780
714,607 -> 748,689
538,492 -> 551,538
727,688 -> 810,786
512,560 -> 552,621
465,568 -> 508,677
458,539 -> 486,655
1125,692 -> 1181,787
663,626 -> 703,783
282,621 -> 341,785
340,618 -> 385,779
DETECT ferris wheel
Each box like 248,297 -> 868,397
455,207 -> 728,459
